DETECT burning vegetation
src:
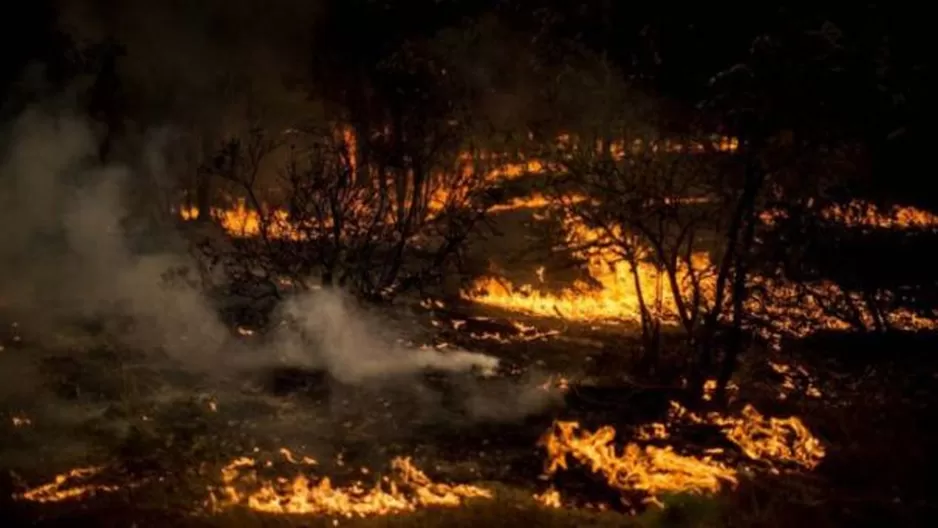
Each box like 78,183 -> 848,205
3,2 -> 936,527
4,115 -> 935,525
210,454 -> 492,517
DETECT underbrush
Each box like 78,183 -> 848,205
3,315 -> 938,527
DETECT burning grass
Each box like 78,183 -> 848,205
175,131 -> 938,346
210,453 -> 492,517
5,314 -> 935,527
4,127 -> 933,524
536,397 -> 825,511
7,346 -> 827,522
462,198 -> 938,342
540,421 -> 738,507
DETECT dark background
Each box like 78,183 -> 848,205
3,1 -> 932,207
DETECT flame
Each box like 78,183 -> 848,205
539,400 -> 825,507
15,466 -> 121,503
17,453 -> 491,518
769,361 -> 823,400
533,487 -> 563,508
666,401 -> 826,471
747,276 -> 938,344
180,200 -> 304,240
211,453 -> 492,517
14,402 -> 822,516
539,421 -> 737,504
466,209 -> 714,325
179,130 -> 737,241
762,200 -> 938,231
720,406 -> 826,470
466,194 -> 937,339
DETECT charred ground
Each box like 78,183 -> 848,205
3,1 -> 937,527
3,300 -> 938,526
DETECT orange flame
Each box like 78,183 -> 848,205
539,400 -> 825,507
210,453 -> 492,517
466,209 -> 715,325
539,421 -> 738,504
15,466 -> 121,503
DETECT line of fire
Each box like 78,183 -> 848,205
2,2 -> 934,527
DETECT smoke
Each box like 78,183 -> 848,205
274,290 -> 499,384
0,109 -> 557,444
0,109 -> 228,363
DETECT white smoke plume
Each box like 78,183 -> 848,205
0,109 -> 559,426
275,290 -> 499,384
0,109 -> 229,364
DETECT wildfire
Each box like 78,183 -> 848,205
533,487 -> 563,508
14,466 -> 121,503
539,421 -> 738,504
465,195 -> 938,339
762,200 -> 938,231
211,454 -> 493,518
180,201 -> 305,240
15,452 -> 492,519
666,401 -> 826,471
539,400 -> 825,507
178,129 -> 738,242
13,392 -> 821,517
465,210 -> 715,325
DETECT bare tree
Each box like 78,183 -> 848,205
545,132 -> 740,385
195,120 -> 503,320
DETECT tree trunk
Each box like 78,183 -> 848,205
632,259 -> 661,375
716,196 -> 759,405
688,157 -> 765,405
717,155 -> 766,404
195,134 -> 214,223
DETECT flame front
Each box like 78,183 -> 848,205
210,454 -> 492,517
539,421 -> 738,504
538,400 -> 825,507
665,401 -> 826,471
466,208 -> 714,325
466,197 -> 938,338
13,401 -> 824,514
14,466 -> 120,503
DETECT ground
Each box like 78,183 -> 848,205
2,296 -> 937,527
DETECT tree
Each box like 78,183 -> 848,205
195,17 -> 529,310
695,6 -> 917,403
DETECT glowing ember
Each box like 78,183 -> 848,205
211,454 -> 492,517
533,487 -> 563,508
539,375 -> 571,393
635,423 -> 670,441
702,379 -> 739,402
